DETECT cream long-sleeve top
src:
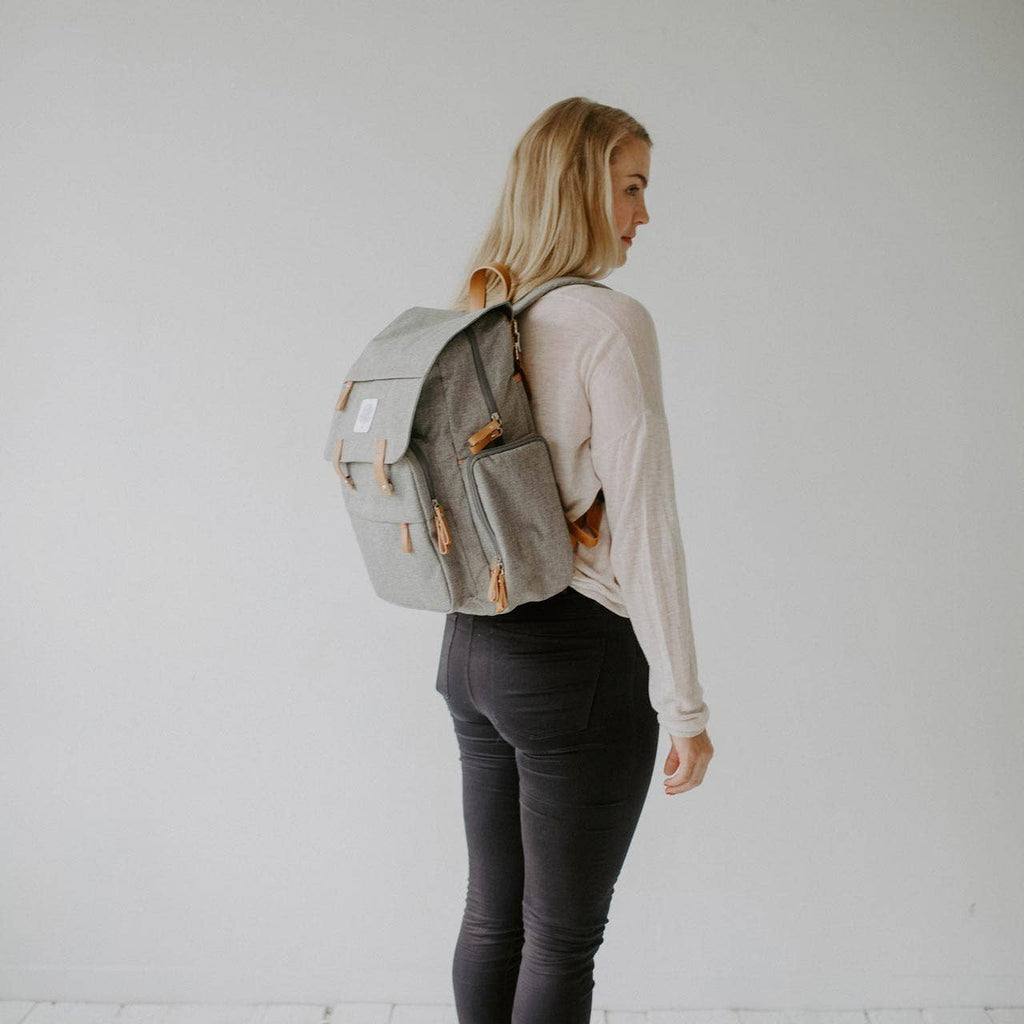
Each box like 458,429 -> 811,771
516,283 -> 710,739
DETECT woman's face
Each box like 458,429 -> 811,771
610,137 -> 651,263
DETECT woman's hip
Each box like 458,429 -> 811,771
439,587 -> 653,751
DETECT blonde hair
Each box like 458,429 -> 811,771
450,96 -> 652,311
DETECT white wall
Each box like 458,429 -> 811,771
1,0 -> 1021,1010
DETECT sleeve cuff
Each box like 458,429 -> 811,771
659,703 -> 710,739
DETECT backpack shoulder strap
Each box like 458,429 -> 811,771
506,274 -> 612,549
511,276 -> 611,317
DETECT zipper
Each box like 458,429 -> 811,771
464,459 -> 507,610
466,326 -> 503,441
407,438 -> 452,555
463,431 -> 545,475
510,317 -> 522,371
462,433 -> 545,610
464,454 -> 501,563
487,560 -> 507,612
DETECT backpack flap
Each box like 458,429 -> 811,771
322,304 -> 501,476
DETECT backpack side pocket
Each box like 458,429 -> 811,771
462,434 -> 574,613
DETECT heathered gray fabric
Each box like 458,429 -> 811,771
464,434 -> 575,608
511,275 -> 611,315
323,277 -> 608,616
339,444 -> 448,608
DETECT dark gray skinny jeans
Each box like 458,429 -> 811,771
434,585 -> 660,1024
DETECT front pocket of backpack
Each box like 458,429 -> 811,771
462,434 -> 574,609
343,454 -> 453,612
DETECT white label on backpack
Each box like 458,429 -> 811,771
352,398 -> 378,433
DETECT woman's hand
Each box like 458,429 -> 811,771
663,729 -> 713,795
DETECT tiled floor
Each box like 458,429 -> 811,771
0,1006 -> 1022,1024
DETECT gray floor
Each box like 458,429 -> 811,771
1,1005 -> 1023,1024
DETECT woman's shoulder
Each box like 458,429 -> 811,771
524,283 -> 661,393
524,284 -> 659,360
529,283 -> 656,345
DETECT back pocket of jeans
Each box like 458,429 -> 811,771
486,631 -> 607,740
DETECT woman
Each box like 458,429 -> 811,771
436,96 -> 715,1024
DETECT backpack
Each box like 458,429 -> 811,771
322,262 -> 611,615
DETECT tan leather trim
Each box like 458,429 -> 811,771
335,380 -> 354,411
373,438 -> 393,495
332,438 -> 356,489
400,522 -> 412,553
568,492 -> 604,548
467,416 -> 502,454
487,561 -> 508,612
434,504 -> 452,554
468,262 -> 512,311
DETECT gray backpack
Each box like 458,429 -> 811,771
322,263 -> 610,615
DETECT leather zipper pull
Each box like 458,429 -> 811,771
488,560 -> 508,612
434,502 -> 452,554
467,415 -> 503,454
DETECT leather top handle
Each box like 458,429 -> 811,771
468,262 -> 513,311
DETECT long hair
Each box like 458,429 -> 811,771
449,96 -> 652,311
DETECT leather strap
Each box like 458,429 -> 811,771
332,438 -> 356,490
467,415 -> 503,454
373,438 -> 393,495
468,262 -> 512,311
335,381 -> 354,411
568,490 -> 604,548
